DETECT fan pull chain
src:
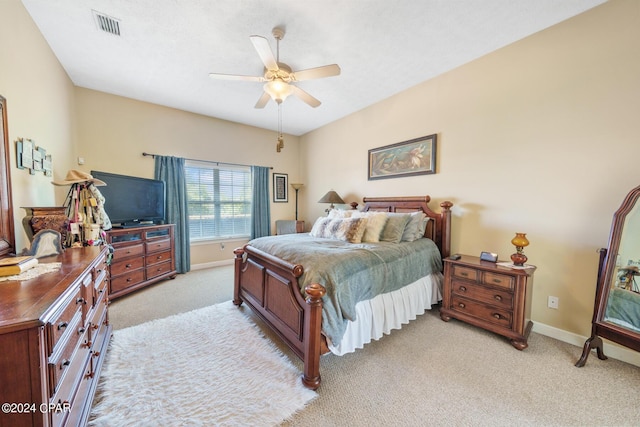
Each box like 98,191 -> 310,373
277,104 -> 284,153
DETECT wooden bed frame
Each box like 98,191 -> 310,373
233,196 -> 453,389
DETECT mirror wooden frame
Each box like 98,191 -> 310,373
0,95 -> 16,258
576,185 -> 640,367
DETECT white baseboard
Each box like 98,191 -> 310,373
190,259 -> 234,271
533,322 -> 640,368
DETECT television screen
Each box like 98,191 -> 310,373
91,170 -> 166,227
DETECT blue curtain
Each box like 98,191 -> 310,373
154,155 -> 190,273
251,166 -> 271,239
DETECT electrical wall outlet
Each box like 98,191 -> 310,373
548,296 -> 559,309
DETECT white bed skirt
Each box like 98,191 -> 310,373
328,272 -> 443,356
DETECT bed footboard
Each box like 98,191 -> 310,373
233,245 -> 326,389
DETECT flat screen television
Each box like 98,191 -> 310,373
91,170 -> 166,228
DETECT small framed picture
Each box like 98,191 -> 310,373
273,173 -> 288,203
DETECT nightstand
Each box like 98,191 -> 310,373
440,255 -> 536,350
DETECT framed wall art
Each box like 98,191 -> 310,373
368,134 -> 437,180
273,172 -> 288,203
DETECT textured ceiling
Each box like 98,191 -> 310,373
21,0 -> 605,136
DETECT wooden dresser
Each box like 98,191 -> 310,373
440,255 -> 536,350
105,224 -> 177,299
0,246 -> 111,427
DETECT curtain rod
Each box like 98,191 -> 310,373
142,152 -> 272,170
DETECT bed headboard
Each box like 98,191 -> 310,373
362,196 -> 453,258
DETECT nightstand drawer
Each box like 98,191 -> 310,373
452,265 -> 479,281
451,280 -> 513,309
482,272 -> 514,290
451,296 -> 512,329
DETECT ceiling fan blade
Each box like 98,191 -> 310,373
292,64 -> 341,82
291,85 -> 321,108
254,92 -> 271,109
208,73 -> 264,82
250,35 -> 279,71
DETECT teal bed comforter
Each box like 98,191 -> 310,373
248,233 -> 442,346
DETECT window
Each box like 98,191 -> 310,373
185,161 -> 252,240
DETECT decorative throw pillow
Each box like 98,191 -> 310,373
380,214 -> 411,243
310,217 -> 366,243
327,209 -> 354,219
352,211 -> 388,242
402,211 -> 427,242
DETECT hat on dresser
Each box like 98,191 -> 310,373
51,170 -> 106,186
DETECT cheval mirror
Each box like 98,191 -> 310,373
0,95 -> 16,258
576,185 -> 640,367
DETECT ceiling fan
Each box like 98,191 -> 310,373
209,27 -> 341,109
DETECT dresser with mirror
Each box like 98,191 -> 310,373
576,185 -> 640,366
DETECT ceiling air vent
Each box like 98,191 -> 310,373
92,10 -> 121,36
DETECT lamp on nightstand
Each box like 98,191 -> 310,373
290,183 -> 303,220
510,232 -> 530,266
318,190 -> 345,213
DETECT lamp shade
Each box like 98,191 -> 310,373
511,233 -> 529,248
263,79 -> 293,104
290,183 -> 304,190
318,190 -> 345,205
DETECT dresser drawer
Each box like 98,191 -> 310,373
146,249 -> 171,266
451,280 -> 513,309
113,243 -> 144,259
145,238 -> 171,254
482,271 -> 514,290
452,265 -> 479,281
49,354 -> 91,427
110,256 -> 145,277
147,260 -> 172,279
450,295 -> 512,329
47,313 -> 90,396
47,288 -> 85,356
110,269 -> 145,293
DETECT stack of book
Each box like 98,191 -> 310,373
0,256 -> 39,277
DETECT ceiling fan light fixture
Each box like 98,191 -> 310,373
264,79 -> 293,104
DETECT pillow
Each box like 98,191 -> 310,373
402,211 -> 427,242
352,211 -> 388,242
380,214 -> 411,243
309,217 -> 366,243
327,209 -> 354,219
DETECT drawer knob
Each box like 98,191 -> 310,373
493,313 -> 502,319
459,286 -> 467,292
60,359 -> 71,369
458,302 -> 466,309
57,321 -> 68,330
127,278 -> 132,282
77,327 -> 86,334
76,297 -> 86,305
126,263 -> 132,268
494,295 -> 502,301
460,272 -> 468,277
493,279 -> 502,284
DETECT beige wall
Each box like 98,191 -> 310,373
300,0 -> 640,353
4,0 -> 640,361
73,88 -> 302,265
0,0 -> 77,253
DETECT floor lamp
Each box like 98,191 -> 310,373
290,183 -> 304,220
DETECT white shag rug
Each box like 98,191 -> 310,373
89,301 -> 316,426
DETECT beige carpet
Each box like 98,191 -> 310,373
91,300 -> 316,426
109,266 -> 640,426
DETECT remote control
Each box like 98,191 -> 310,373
449,254 -> 461,260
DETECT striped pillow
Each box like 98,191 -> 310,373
310,217 -> 367,243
